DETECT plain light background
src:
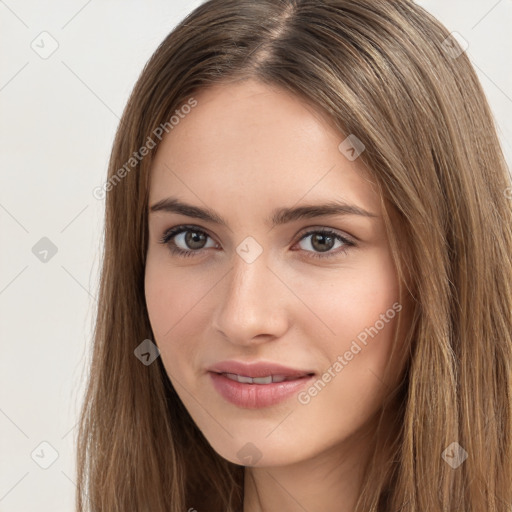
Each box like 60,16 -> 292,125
0,1 -> 511,510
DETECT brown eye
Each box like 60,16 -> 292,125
159,225 -> 356,260
309,233 -> 336,252
295,229 -> 355,260
159,226 -> 217,257
182,230 -> 208,250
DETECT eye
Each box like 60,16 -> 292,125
158,225 -> 217,258
158,225 -> 356,259
293,228 -> 355,259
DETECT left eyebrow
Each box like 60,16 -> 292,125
149,196 -> 378,228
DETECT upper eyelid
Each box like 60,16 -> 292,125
160,224 -> 356,246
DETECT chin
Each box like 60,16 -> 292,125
205,434 -> 309,468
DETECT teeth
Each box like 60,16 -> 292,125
252,375 -> 273,384
222,373 -> 296,384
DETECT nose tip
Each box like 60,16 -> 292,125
211,255 -> 290,346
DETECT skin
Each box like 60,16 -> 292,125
144,78 -> 409,512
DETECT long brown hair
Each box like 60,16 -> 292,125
76,1 -> 512,510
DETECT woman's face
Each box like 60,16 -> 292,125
145,79 -> 407,468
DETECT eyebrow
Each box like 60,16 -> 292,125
149,196 -> 378,228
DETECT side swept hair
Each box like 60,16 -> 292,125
76,1 -> 512,511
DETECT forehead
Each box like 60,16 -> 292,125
149,79 -> 378,215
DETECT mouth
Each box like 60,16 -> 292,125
207,360 -> 315,379
214,372 -> 314,384
207,362 -> 316,408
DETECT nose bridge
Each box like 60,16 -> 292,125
212,245 -> 289,344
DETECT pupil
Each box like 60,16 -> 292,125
186,231 -> 206,249
312,234 -> 334,252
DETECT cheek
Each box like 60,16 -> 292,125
144,256 -> 174,339
145,252 -> 199,338
297,246 -> 400,345
297,247 -> 401,398
144,255 -> 214,367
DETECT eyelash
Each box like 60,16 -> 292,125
158,224 -> 356,260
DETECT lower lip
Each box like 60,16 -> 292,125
209,372 -> 314,409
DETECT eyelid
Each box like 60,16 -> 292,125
158,223 -> 356,259
159,223 -> 356,242
158,224 -> 219,246
297,225 -> 356,244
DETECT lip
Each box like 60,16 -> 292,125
207,360 -> 314,378
207,360 -> 315,409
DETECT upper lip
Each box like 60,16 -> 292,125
207,360 -> 315,378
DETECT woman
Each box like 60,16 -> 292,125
76,1 -> 512,511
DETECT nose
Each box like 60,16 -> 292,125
211,249 -> 290,346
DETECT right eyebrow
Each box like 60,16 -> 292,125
149,196 -> 378,229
